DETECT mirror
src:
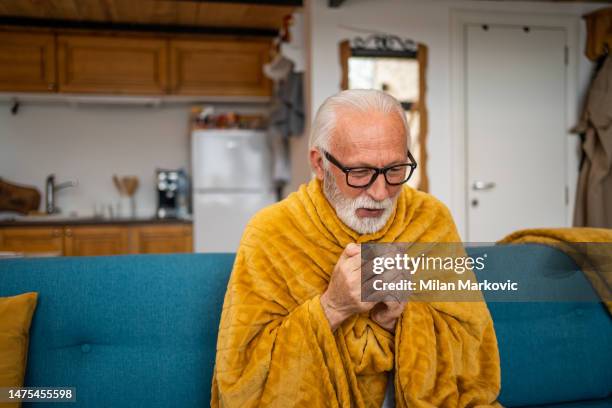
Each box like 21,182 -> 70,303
340,35 -> 429,192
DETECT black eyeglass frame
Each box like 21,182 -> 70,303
322,149 -> 418,189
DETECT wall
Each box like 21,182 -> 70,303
304,0 -> 605,224
0,101 -> 266,218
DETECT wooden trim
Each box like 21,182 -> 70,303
417,43 -> 429,193
339,39 -> 350,90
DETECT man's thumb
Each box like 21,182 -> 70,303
344,242 -> 361,257
338,243 -> 360,262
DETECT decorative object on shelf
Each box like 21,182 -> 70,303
190,106 -> 267,130
339,33 -> 429,192
113,175 -> 139,219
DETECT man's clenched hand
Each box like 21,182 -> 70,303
369,300 -> 406,334
320,243 -> 376,331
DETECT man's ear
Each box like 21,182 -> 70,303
309,148 -> 325,181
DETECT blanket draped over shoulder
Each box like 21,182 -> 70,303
498,227 -> 612,314
211,178 -> 501,407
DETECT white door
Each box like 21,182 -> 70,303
466,24 -> 568,241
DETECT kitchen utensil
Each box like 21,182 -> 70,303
0,178 -> 41,214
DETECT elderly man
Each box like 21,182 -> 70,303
211,90 -> 500,407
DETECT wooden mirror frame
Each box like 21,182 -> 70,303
339,36 -> 429,192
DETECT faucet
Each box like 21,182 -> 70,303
45,174 -> 77,214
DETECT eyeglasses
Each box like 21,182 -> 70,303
322,149 -> 417,188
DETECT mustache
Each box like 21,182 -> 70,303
323,169 -> 396,208
350,195 -> 393,210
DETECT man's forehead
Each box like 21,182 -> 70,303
331,108 -> 407,151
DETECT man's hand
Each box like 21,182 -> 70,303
320,243 -> 376,332
369,300 -> 406,334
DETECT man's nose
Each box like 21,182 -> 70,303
366,174 -> 389,201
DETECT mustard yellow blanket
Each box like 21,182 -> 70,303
211,178 -> 501,407
498,227 -> 612,314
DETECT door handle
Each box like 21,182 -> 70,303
472,181 -> 496,191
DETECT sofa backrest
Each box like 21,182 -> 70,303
0,253 -> 234,408
1,245 -> 611,407
468,244 -> 612,407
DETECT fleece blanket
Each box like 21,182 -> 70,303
211,178 -> 501,407
498,227 -> 612,314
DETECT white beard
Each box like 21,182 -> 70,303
323,169 -> 399,235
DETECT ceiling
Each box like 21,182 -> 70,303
0,0 -> 301,34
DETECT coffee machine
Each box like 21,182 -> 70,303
156,168 -> 190,219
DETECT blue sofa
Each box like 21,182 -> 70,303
0,244 -> 610,407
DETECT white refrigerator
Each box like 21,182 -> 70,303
192,129 -> 276,253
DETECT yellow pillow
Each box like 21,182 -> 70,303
0,292 -> 38,408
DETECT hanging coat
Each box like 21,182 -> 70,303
573,53 -> 612,228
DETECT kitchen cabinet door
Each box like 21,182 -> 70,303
0,31 -> 57,92
63,226 -> 129,256
57,34 -> 168,94
129,224 -> 193,254
0,227 -> 63,255
169,39 -> 271,96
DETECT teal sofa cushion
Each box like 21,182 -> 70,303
0,253 -> 235,408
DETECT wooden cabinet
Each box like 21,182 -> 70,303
129,224 -> 193,254
169,39 -> 271,96
63,226 -> 129,256
0,223 -> 192,256
0,227 -> 63,255
0,32 -> 56,92
0,30 -> 272,97
57,34 -> 168,94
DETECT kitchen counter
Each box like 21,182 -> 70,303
0,216 -> 193,227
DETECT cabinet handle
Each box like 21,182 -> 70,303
48,82 -> 56,91
52,229 -> 61,237
65,229 -> 73,237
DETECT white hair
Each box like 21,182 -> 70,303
309,89 -> 410,152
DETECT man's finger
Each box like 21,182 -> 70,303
384,300 -> 407,311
